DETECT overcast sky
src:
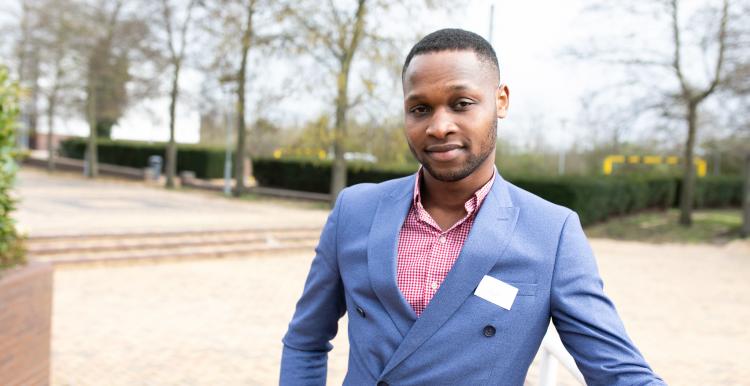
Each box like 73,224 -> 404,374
6,0 -> 630,150
447,0 -> 589,149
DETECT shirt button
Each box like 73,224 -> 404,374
377,382 -> 389,386
356,306 -> 366,318
438,235 -> 446,244
431,282 -> 438,290
483,325 -> 496,337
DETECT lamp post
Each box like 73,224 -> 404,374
488,2 -> 495,45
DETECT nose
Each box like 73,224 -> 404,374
425,107 -> 456,139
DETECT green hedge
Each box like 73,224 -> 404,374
55,140 -> 743,227
253,158 -> 415,193
252,158 -> 742,226
689,176 -> 743,208
510,176 -> 676,225
59,138 -> 231,179
0,66 -> 25,270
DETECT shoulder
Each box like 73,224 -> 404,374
503,179 -> 574,225
338,174 -> 414,209
500,179 -> 587,266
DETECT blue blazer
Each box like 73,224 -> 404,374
281,173 -> 665,386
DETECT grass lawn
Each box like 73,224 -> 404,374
585,209 -> 745,244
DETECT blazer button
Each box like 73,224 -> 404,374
377,382 -> 389,386
356,306 -> 366,318
483,325 -> 496,337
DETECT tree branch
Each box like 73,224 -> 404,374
670,0 -> 691,98
160,0 -> 178,61
698,0 -> 728,101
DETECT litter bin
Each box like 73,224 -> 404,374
148,155 -> 163,181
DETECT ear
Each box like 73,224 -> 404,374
496,84 -> 510,119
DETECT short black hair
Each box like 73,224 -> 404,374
402,28 -> 500,81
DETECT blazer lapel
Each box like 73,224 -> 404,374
381,175 -> 519,376
367,175 -> 418,338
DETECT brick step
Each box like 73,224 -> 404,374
32,237 -> 319,260
27,226 -> 322,242
36,241 -> 319,267
27,230 -> 321,255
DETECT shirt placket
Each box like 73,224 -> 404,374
422,229 -> 447,311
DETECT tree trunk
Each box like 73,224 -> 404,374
166,62 -> 180,188
27,54 -> 40,149
233,2 -> 254,197
678,101 -> 698,226
330,70 -> 349,203
86,82 -> 98,178
329,0 -> 367,204
46,91 -> 56,171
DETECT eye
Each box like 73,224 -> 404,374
409,105 -> 430,116
454,99 -> 475,110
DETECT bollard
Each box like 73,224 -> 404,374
148,155 -> 163,182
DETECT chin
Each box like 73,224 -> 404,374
422,164 -> 473,182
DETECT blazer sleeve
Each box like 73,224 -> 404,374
279,191 -> 347,386
550,212 -> 667,386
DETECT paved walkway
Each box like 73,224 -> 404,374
16,168 -> 330,236
17,167 -> 750,385
50,241 -> 750,386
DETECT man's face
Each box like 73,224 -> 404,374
402,50 -> 508,182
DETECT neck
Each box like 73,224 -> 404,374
421,157 -> 495,211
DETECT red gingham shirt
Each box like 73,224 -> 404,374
396,168 -> 495,317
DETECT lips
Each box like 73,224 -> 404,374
425,143 -> 464,162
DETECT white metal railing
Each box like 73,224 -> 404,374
538,323 -> 586,386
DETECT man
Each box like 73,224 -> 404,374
281,28 -> 665,386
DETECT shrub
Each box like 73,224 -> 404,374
511,177 -> 617,225
252,158 -> 415,193
693,176 -> 743,208
0,66 -> 25,270
59,138 -> 231,179
254,158 -> 744,226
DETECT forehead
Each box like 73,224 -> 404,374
402,50 -> 496,95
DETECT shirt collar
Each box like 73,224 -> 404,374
412,166 -> 496,217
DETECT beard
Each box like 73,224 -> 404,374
409,118 -> 497,182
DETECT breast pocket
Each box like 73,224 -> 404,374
508,282 -> 537,297
470,280 -> 538,330
474,277 -> 537,308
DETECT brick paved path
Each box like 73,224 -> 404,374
51,240 -> 750,385
18,167 -> 750,385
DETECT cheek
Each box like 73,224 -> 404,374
404,123 -> 423,143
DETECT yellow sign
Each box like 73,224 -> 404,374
603,155 -> 707,177
272,148 -> 327,160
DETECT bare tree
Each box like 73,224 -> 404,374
288,0 -> 366,202
84,0 -> 123,178
572,0 -> 748,225
159,0 -> 198,188
233,0 -> 255,196
15,0 -> 43,150
39,0 -> 82,171
81,0 -> 162,178
201,0 -> 284,196
670,0 -> 729,225
283,0 -> 437,203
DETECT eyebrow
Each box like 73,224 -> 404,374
404,83 -> 477,103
